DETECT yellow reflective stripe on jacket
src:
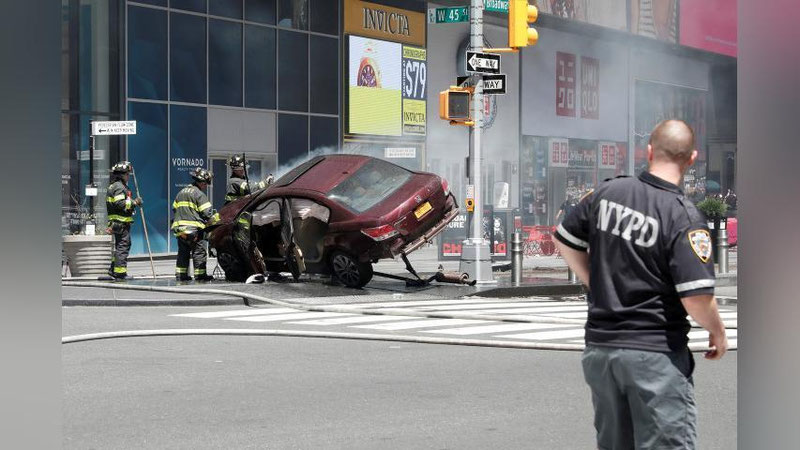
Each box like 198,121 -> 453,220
171,220 -> 206,229
225,195 -> 237,201
108,214 -> 134,223
198,202 -> 212,212
210,212 -> 220,224
107,194 -> 126,203
173,201 -> 198,210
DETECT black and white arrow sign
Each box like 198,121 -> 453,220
482,74 -> 506,94
466,51 -> 500,74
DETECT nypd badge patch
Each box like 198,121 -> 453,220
688,229 -> 712,263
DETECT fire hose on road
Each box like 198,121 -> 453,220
61,281 -> 737,351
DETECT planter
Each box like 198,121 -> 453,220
62,234 -> 112,277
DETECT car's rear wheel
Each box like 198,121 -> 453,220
330,251 -> 373,288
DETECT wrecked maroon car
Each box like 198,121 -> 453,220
207,154 -> 459,288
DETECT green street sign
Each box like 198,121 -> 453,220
484,0 -> 509,13
428,6 -> 469,24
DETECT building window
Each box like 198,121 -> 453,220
279,113 -> 308,164
310,116 -> 338,152
245,0 -> 276,24
128,6 -> 168,100
278,29 -> 308,111
209,18 -> 243,106
245,24 -> 276,109
171,0 -> 206,13
136,0 -> 167,6
310,0 -> 337,36
310,35 -> 338,114
170,12 -> 207,103
210,0 -> 243,19
278,0 -> 308,30
127,101 -> 169,254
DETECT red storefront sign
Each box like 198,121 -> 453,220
556,52 -> 576,117
549,138 -> 569,167
599,142 -> 617,169
580,56 -> 599,119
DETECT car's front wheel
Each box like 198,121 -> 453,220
329,251 -> 373,288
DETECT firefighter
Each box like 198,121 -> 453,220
224,154 -> 273,205
106,161 -> 142,280
172,167 -> 220,281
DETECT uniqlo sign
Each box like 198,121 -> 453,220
549,138 -> 569,168
598,142 -> 617,169
556,52 -> 576,117
581,56 -> 599,119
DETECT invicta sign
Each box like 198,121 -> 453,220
363,6 -> 411,37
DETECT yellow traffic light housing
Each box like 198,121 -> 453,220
509,0 -> 538,49
439,87 -> 474,125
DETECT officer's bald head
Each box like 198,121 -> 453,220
649,120 -> 695,164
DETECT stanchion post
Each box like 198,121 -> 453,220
718,228 -> 729,274
511,232 -> 522,285
568,267 -> 578,283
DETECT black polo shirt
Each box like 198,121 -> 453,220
554,171 -> 716,352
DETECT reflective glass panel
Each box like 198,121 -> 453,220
209,0 -> 243,19
170,12 -> 206,103
171,0 -> 206,13
310,116 -> 338,153
310,35 -> 338,114
310,0 -> 337,35
278,0 -> 308,30
245,24 -> 276,109
278,113 -> 308,165
128,6 -> 168,100
209,19 -> 243,106
278,30 -> 307,111
245,0 -> 276,24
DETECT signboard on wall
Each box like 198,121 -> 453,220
580,56 -> 599,119
556,52 -> 576,117
679,0 -> 737,57
402,46 -> 427,135
344,0 -> 426,46
549,138 -> 569,167
534,0 -> 627,31
598,142 -> 618,169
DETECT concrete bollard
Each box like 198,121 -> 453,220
718,228 -> 729,274
511,232 -> 523,285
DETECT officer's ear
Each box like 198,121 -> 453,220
647,144 -> 654,163
688,149 -> 698,167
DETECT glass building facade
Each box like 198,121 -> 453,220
62,0 -> 341,254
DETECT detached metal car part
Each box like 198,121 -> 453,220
207,155 -> 459,288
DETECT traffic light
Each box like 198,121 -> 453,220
439,87 -> 472,123
509,0 -> 538,49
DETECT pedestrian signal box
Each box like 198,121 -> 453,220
439,88 -> 472,123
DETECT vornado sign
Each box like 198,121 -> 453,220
345,0 -> 425,46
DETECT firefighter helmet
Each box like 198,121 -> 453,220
228,154 -> 246,168
190,167 -> 213,184
111,161 -> 133,174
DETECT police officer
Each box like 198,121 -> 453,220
554,119 -> 728,449
172,167 -> 219,281
106,161 -> 142,280
224,154 -> 273,205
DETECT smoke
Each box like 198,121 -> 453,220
272,145 -> 340,180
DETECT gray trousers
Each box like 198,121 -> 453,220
582,345 -> 697,450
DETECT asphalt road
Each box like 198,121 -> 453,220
63,307 -> 737,449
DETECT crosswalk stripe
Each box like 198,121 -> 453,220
416,303 -> 586,312
460,306 -> 587,315
331,299 -> 525,309
498,329 -> 587,340
425,323 -> 575,336
352,319 -> 490,331
718,312 -> 738,319
288,315 -> 418,326
228,312 -> 353,322
171,308 -> 297,318
687,329 -> 738,339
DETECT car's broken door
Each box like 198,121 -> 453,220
280,198 -> 306,280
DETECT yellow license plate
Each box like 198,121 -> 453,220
414,201 -> 432,219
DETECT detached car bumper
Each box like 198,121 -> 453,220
399,194 -> 459,256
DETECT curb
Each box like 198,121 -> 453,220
62,297 -> 245,307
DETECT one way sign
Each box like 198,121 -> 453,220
482,74 -> 506,95
466,51 -> 500,74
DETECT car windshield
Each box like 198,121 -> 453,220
327,159 -> 413,213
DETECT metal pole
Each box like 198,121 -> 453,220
131,170 -> 157,279
511,232 -> 523,284
88,131 -> 95,225
568,267 -> 578,283
718,228 -> 729,274
457,0 -> 495,283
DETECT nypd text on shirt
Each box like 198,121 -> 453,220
597,199 -> 659,247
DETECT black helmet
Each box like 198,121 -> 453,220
111,161 -> 132,174
228,154 -> 246,168
190,167 -> 213,184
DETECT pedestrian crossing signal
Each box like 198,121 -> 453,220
439,87 -> 473,124
465,198 -> 475,212
509,0 -> 538,49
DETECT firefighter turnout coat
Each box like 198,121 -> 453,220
171,184 -> 220,238
106,180 -> 134,225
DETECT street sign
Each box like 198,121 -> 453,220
484,0 -> 509,13
465,51 -> 500,74
91,120 -> 136,136
428,6 -> 469,24
482,74 -> 507,94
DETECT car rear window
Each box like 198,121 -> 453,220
326,159 -> 413,213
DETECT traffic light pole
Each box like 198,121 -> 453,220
459,0 -> 495,283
